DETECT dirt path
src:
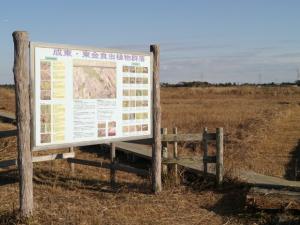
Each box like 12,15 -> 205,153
248,103 -> 300,178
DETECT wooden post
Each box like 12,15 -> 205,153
162,128 -> 168,178
151,44 -> 162,193
13,31 -> 33,217
110,143 -> 116,186
295,159 -> 298,181
203,127 -> 208,176
69,147 -> 75,174
216,127 -> 224,186
173,127 -> 179,184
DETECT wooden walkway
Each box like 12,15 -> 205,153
1,109 -> 299,191
115,142 -> 300,190
115,142 -> 216,175
239,170 -> 300,191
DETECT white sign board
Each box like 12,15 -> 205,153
30,43 -> 153,150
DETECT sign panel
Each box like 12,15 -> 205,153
30,43 -> 152,149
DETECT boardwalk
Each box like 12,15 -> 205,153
115,142 -> 300,190
1,109 -> 300,191
115,142 -> 216,175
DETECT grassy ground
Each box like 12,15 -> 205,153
1,86 -> 300,224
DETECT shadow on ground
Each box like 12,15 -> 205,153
284,139 -> 300,181
33,168 -> 151,194
0,170 -> 18,186
79,144 -> 151,170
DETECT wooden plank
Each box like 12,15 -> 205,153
203,128 -> 208,175
163,156 -> 216,175
69,147 -> 75,174
163,156 -> 202,164
162,128 -> 168,177
0,110 -> 16,122
13,31 -> 33,217
110,143 -> 116,185
32,152 -> 75,163
0,153 -> 75,168
216,127 -> 224,186
249,187 -> 300,198
161,132 -> 216,142
239,170 -> 300,191
162,133 -> 203,142
67,158 -> 149,176
0,129 -> 17,138
247,187 -> 300,210
179,159 -> 216,176
173,127 -> 179,184
151,44 -> 162,193
114,142 -> 152,159
114,142 -> 217,177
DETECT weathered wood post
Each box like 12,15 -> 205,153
162,128 -> 168,178
13,31 -> 33,217
295,159 -> 298,181
173,127 -> 179,184
203,127 -> 208,176
110,143 -> 116,186
69,147 -> 75,174
216,127 -> 224,186
151,44 -> 162,193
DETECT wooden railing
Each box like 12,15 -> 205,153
160,127 -> 224,186
0,111 -> 224,185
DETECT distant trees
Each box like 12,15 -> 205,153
160,80 -> 300,87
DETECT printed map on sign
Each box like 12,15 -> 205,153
73,60 -> 116,99
32,43 -> 152,149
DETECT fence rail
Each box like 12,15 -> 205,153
0,152 -> 75,168
160,127 -> 223,185
0,110 -> 16,123
0,125 -> 224,184
0,109 -> 224,185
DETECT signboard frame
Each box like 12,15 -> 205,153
30,42 -> 154,151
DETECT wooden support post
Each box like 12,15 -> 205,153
203,127 -> 208,176
295,159 -> 298,181
13,31 -> 33,217
151,44 -> 162,193
173,127 -> 179,184
110,143 -> 116,186
216,127 -> 224,186
69,147 -> 75,174
162,128 -> 168,178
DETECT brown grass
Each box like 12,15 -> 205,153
1,86 -> 300,224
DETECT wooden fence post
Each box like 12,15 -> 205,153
216,127 -> 224,186
110,143 -> 116,186
173,127 -> 179,184
203,127 -> 208,176
69,147 -> 75,174
295,159 -> 298,181
13,31 -> 33,217
162,128 -> 168,178
151,44 -> 162,193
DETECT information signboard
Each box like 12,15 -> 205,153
30,43 -> 153,150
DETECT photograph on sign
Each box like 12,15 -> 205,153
31,43 -> 152,149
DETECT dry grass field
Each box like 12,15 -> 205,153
0,85 -> 300,224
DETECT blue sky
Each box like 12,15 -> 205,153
1,0 -> 300,84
